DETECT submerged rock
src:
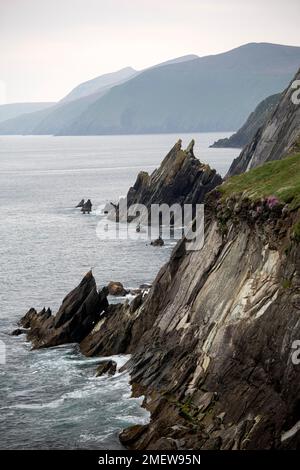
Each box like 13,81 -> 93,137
95,360 -> 117,377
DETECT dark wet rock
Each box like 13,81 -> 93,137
11,328 -> 27,336
107,281 -> 128,296
19,271 -> 108,349
81,199 -> 92,214
95,360 -> 117,377
150,237 -> 164,247
76,199 -> 85,208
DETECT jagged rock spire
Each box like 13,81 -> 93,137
185,139 -> 195,157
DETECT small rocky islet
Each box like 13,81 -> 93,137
13,67 -> 300,450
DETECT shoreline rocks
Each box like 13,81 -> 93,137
18,271 -> 108,349
95,360 -> 117,377
107,281 -> 128,297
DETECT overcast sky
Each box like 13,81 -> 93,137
0,0 -> 299,103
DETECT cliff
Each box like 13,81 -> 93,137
19,151 -> 300,449
227,68 -> 300,177
210,94 -> 280,149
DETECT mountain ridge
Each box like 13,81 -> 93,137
1,42 -> 300,136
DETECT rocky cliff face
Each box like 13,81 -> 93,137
17,120 -> 300,448
227,68 -> 300,177
19,186 -> 300,449
210,93 -> 280,149
109,139 -> 222,224
103,181 -> 300,450
117,194 -> 300,450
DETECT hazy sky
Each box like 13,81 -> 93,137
0,0 -> 299,103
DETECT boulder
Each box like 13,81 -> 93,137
107,281 -> 128,296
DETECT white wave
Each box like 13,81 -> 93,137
10,397 -> 64,410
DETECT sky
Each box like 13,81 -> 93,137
0,0 -> 299,104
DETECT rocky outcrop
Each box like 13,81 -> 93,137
19,271 -> 108,349
210,93 -> 280,149
227,68 -> 300,176
81,199 -> 92,214
108,139 -> 222,224
95,360 -> 117,377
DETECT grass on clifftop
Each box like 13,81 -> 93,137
219,153 -> 300,211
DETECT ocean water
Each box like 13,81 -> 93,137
0,133 -> 240,449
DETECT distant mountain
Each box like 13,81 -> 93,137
151,54 -> 198,68
0,102 -> 54,124
210,93 -> 281,148
60,43 -> 300,136
1,43 -> 300,136
0,68 -> 138,135
61,67 -> 137,103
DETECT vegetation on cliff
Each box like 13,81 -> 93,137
219,152 -> 300,210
